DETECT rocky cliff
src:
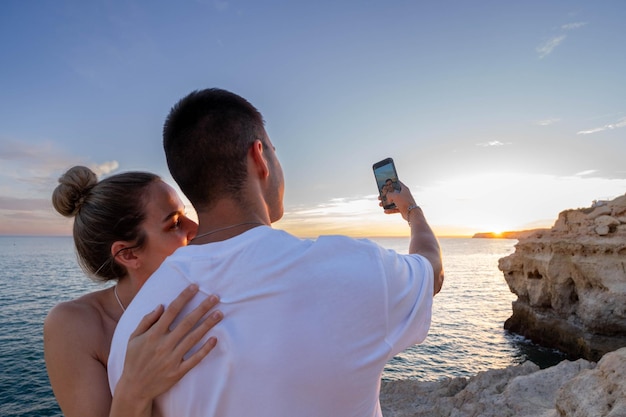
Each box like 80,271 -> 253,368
498,194 -> 626,361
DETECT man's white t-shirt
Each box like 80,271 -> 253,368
109,226 -> 433,417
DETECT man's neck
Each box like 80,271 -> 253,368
191,199 -> 269,244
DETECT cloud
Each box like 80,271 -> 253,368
562,22 -> 587,30
276,195 -> 406,237
535,118 -> 560,126
288,196 -> 376,218
537,21 -> 587,59
0,140 -> 119,178
476,141 -> 510,147
0,194 -> 71,236
0,196 -> 51,211
574,170 -> 597,177
0,140 -> 80,173
0,140 -> 119,204
577,117 -> 626,135
537,35 -> 566,58
92,161 -> 120,177
0,139 -> 122,235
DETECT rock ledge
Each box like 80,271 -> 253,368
380,347 -> 626,417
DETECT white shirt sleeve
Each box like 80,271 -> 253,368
378,247 -> 434,354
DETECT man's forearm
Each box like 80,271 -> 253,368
408,207 -> 444,295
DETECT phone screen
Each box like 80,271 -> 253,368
372,157 -> 400,209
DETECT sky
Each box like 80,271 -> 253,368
1,0 -> 625,238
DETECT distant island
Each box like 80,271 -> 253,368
472,229 -> 548,239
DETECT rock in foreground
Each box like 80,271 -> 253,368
380,347 -> 626,417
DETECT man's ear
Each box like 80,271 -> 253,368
110,241 -> 140,271
249,140 -> 269,179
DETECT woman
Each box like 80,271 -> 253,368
44,166 -> 222,417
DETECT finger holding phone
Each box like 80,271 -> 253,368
382,180 -> 418,221
372,157 -> 418,221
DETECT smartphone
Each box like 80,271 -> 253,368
372,157 -> 401,209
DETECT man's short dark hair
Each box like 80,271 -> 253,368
163,88 -> 266,210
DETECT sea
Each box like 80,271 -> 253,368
0,236 -> 566,416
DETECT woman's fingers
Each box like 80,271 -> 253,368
176,336 -> 218,375
152,284 -> 201,332
168,293 -> 221,340
129,304 -> 165,338
172,308 -> 223,359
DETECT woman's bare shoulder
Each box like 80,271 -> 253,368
44,289 -> 111,341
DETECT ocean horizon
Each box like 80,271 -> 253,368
0,236 -> 565,416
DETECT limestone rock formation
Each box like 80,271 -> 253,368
380,347 -> 626,417
498,194 -> 626,361
556,347 -> 626,417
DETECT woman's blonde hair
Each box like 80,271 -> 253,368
52,166 -> 160,282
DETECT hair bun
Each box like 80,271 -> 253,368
52,166 -> 98,217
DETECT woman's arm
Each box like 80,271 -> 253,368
44,285 -> 222,417
44,300 -> 115,417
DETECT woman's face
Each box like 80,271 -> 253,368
135,180 -> 198,284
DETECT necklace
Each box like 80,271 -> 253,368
113,285 -> 126,312
191,221 -> 264,242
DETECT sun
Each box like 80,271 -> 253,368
486,224 -> 513,237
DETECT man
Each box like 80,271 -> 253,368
108,88 -> 444,416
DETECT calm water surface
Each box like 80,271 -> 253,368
0,236 -> 564,416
